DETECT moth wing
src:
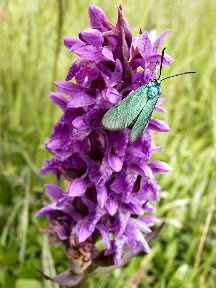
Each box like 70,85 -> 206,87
102,86 -> 148,130
130,96 -> 159,143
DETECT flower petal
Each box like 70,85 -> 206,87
136,230 -> 151,253
153,29 -> 170,53
75,60 -> 99,86
126,146 -> 146,158
68,179 -> 87,197
55,81 -> 82,97
35,203 -> 58,216
154,105 -> 166,113
49,92 -> 68,111
110,174 -> 125,194
44,184 -> 64,202
96,184 -> 107,208
129,163 -> 152,179
150,146 -> 163,154
115,208 -> 130,239
46,139 -> 65,151
148,119 -> 170,132
107,154 -> 123,172
79,219 -> 93,242
88,207 -> 105,232
129,218 -> 151,233
102,47 -> 114,62
82,197 -> 96,214
105,197 -> 118,216
137,32 -> 152,59
147,53 -> 174,66
70,44 -> 114,62
68,92 -> 95,108
157,97 -> 165,105
97,224 -> 111,249
64,37 -> 83,50
88,6 -> 109,32
140,215 -> 160,226
102,87 -> 120,105
149,161 -> 172,174
65,59 -> 81,81
109,59 -> 123,86
72,116 -> 90,131
79,28 -> 104,46
116,7 -> 132,48
114,238 -> 125,265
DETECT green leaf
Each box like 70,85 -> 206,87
41,235 -> 59,288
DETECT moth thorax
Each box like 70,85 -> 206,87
148,83 -> 161,99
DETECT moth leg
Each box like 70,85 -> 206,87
110,92 -> 120,96
116,80 -> 142,90
152,61 -> 160,80
130,81 -> 142,88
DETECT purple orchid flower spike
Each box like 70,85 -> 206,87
37,5 -> 172,286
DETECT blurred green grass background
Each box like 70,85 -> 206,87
0,0 -> 216,287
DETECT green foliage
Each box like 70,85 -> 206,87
1,0 -> 216,287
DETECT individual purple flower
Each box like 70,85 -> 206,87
37,4 -> 172,273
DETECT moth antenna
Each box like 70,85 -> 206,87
161,71 -> 196,81
117,80 -> 142,88
158,47 -> 166,80
152,61 -> 160,81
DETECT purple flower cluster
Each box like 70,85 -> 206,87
37,6 -> 172,266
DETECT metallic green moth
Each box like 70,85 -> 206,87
102,49 -> 195,143
102,79 -> 161,143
